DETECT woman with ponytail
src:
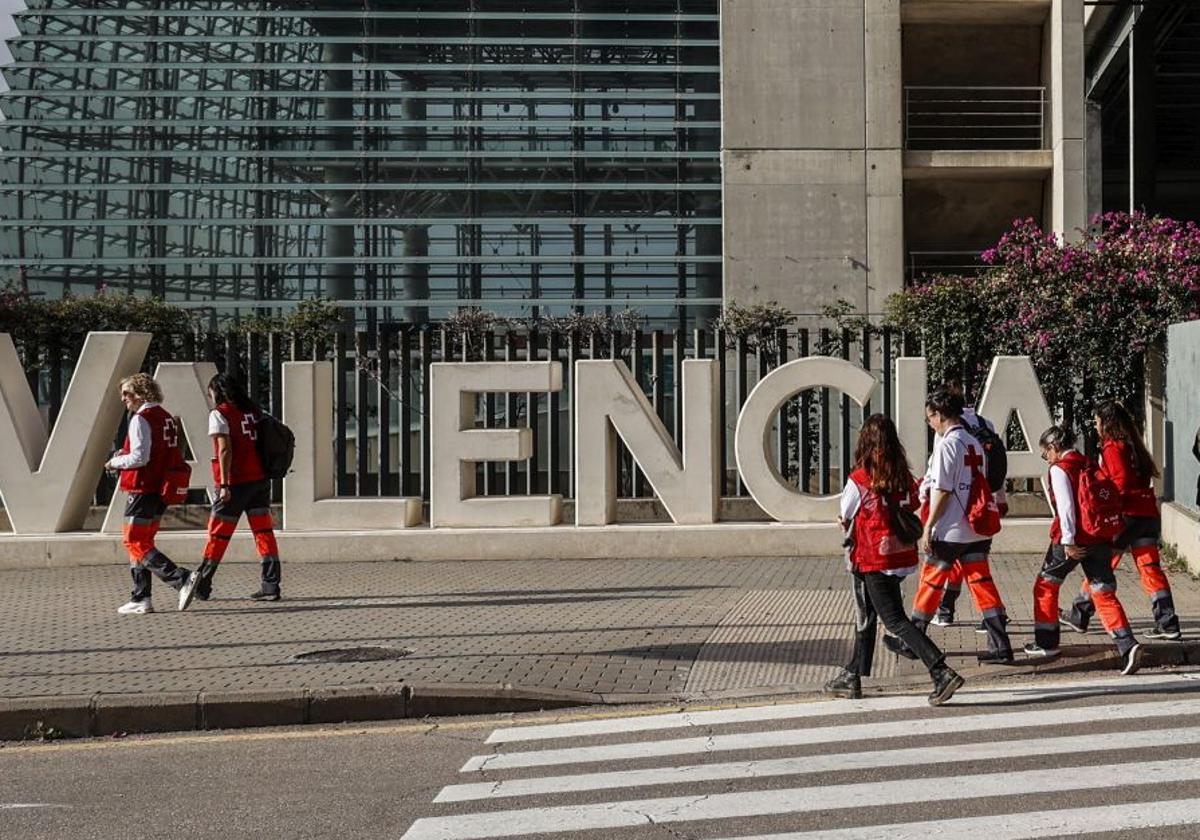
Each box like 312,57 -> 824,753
826,414 -> 965,706
1062,401 -> 1181,640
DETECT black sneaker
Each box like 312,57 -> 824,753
1144,626 -> 1183,641
975,615 -> 1011,635
1059,609 -> 1088,634
977,649 -> 1015,665
882,635 -> 919,661
249,589 -> 281,602
822,669 -> 862,700
928,666 -> 965,706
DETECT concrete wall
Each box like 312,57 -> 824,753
1166,320 -> 1200,510
903,24 -> 1044,86
720,0 -> 903,317
904,178 -> 1045,250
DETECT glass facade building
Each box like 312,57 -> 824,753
0,1 -> 721,325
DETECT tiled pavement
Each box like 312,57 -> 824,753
2,554 -> 1198,702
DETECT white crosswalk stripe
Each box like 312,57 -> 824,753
403,676 -> 1200,840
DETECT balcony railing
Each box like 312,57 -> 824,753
904,86 -> 1047,151
908,250 -> 986,284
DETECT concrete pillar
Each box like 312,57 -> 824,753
1048,0 -> 1087,241
865,0 -> 904,314
1085,99 -> 1103,227
1129,5 -> 1158,214
322,43 -> 356,307
399,76 -> 430,324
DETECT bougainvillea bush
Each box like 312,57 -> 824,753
885,212 -> 1200,428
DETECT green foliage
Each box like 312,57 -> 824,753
883,213 -> 1200,430
230,298 -> 345,340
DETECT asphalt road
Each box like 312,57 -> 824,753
4,671 -> 1200,840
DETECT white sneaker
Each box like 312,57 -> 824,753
1121,643 -> 1143,676
117,599 -> 153,615
930,614 -> 954,627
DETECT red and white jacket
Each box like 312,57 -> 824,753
109,403 -> 176,495
841,468 -> 921,574
209,401 -> 267,486
1048,449 -> 1105,546
1099,439 -> 1158,519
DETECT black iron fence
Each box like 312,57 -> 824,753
17,325 -> 922,506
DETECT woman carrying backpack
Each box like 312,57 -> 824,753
1026,425 -> 1141,674
178,374 -> 281,609
1062,402 -> 1180,640
825,414 -> 965,706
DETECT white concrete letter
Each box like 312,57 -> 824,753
735,357 -> 878,522
283,361 -> 422,530
0,331 -> 150,533
895,356 -> 928,477
574,359 -> 719,525
101,361 -> 219,533
976,356 -> 1055,480
430,361 -> 562,528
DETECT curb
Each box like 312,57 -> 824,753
4,642 -> 1197,741
0,683 -> 598,742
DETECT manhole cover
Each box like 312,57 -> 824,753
290,646 -> 412,663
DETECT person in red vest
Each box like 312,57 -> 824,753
1026,424 -> 1142,673
178,374 -> 280,609
1062,402 -> 1181,640
824,414 -> 965,706
105,373 -> 193,614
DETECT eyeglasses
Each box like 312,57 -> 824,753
1040,451 -> 1050,462
120,390 -> 135,398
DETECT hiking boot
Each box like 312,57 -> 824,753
883,635 -> 919,661
822,669 -> 862,700
928,666 -> 965,706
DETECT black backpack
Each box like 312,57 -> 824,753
963,416 -> 1007,494
255,413 -> 295,479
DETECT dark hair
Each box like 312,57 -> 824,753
1038,424 -> 1077,451
925,386 -> 965,420
1095,401 -> 1159,478
854,414 -> 914,495
208,373 -> 260,414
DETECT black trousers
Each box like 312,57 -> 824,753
849,570 -> 945,676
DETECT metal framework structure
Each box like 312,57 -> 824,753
0,1 -> 722,326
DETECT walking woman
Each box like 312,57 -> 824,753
106,373 -> 193,614
825,414 -> 965,706
178,373 -> 281,609
1063,402 -> 1181,640
1026,425 -> 1142,673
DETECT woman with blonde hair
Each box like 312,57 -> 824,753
105,373 -> 193,614
826,413 -> 965,706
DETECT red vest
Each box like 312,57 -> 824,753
210,402 -> 267,485
1100,440 -> 1158,519
1048,450 -> 1105,546
118,404 -> 176,494
848,468 -> 920,573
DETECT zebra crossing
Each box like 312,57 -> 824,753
402,674 -> 1200,840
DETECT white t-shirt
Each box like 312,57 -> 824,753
928,425 -> 988,543
208,409 -> 230,436
921,407 -> 1006,505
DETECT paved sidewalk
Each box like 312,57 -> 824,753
2,554 -> 1199,737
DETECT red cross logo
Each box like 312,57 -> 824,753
964,446 -> 984,470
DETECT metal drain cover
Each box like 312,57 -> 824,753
291,645 -> 412,663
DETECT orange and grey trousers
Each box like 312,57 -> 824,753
122,492 -> 189,602
195,479 -> 280,597
1035,543 -> 1136,654
1068,516 -> 1178,633
912,539 -> 1012,656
